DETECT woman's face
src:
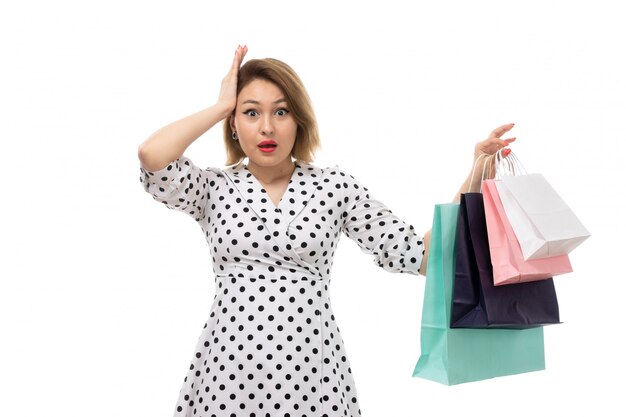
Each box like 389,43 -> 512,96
231,78 -> 298,169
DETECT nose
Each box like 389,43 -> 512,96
260,114 -> 274,136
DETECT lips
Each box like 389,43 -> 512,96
258,140 -> 277,153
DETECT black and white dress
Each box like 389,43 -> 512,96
140,157 -> 424,417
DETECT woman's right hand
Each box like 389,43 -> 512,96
138,45 -> 249,171
217,45 -> 248,115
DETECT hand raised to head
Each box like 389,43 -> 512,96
217,45 -> 248,115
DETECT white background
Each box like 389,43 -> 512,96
1,1 -> 624,416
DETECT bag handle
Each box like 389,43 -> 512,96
494,149 -> 527,179
468,153 -> 489,193
468,152 -> 505,193
468,149 -> 527,193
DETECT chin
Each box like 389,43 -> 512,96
254,155 -> 292,166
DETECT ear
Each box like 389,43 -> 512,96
229,113 -> 237,132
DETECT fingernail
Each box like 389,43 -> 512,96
503,148 -> 512,156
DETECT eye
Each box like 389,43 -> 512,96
275,108 -> 290,116
243,109 -> 258,117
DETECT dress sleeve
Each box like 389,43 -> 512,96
336,167 -> 425,275
139,156 -> 220,222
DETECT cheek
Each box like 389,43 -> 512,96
238,135 -> 257,153
284,121 -> 298,141
234,118 -> 255,140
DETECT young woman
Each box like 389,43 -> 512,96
138,45 -> 514,417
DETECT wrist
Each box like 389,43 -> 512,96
213,102 -> 234,120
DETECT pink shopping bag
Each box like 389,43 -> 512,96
482,179 -> 573,285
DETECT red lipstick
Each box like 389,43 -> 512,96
258,140 -> 277,153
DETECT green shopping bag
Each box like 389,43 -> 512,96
413,204 -> 546,385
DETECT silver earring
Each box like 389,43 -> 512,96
231,132 -> 238,141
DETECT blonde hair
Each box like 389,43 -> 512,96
223,58 -> 321,165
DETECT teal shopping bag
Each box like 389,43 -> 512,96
413,204 -> 545,385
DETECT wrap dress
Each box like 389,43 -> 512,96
140,157 -> 425,417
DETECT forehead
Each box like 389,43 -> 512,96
238,79 -> 285,103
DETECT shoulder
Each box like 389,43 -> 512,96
296,161 -> 348,184
140,156 -> 225,188
207,161 -> 250,185
307,163 -> 369,197
143,156 -> 223,175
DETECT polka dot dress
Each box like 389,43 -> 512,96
140,156 -> 424,417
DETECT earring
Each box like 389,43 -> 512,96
231,132 -> 238,141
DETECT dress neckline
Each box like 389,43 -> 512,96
222,160 -> 321,223
242,161 -> 301,210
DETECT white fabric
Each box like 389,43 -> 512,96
140,157 -> 424,417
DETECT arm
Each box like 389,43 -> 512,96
138,104 -> 232,171
419,123 -> 517,276
340,170 -> 426,276
137,45 -> 248,172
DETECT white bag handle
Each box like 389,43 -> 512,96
467,149 -> 526,193
494,149 -> 527,179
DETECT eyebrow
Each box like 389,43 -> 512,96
242,98 -> 288,105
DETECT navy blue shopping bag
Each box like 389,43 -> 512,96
451,193 -> 561,329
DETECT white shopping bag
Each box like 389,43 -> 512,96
495,173 -> 590,260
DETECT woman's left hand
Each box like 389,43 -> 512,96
472,123 -> 517,180
429,122 -> 518,274
474,123 -> 516,159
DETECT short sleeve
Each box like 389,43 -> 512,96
336,167 -> 425,275
139,156 -> 221,222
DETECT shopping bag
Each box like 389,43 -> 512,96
495,173 -> 590,260
450,193 -> 561,328
413,203 -> 546,385
483,179 -> 573,285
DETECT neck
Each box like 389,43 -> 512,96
247,158 -> 296,184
